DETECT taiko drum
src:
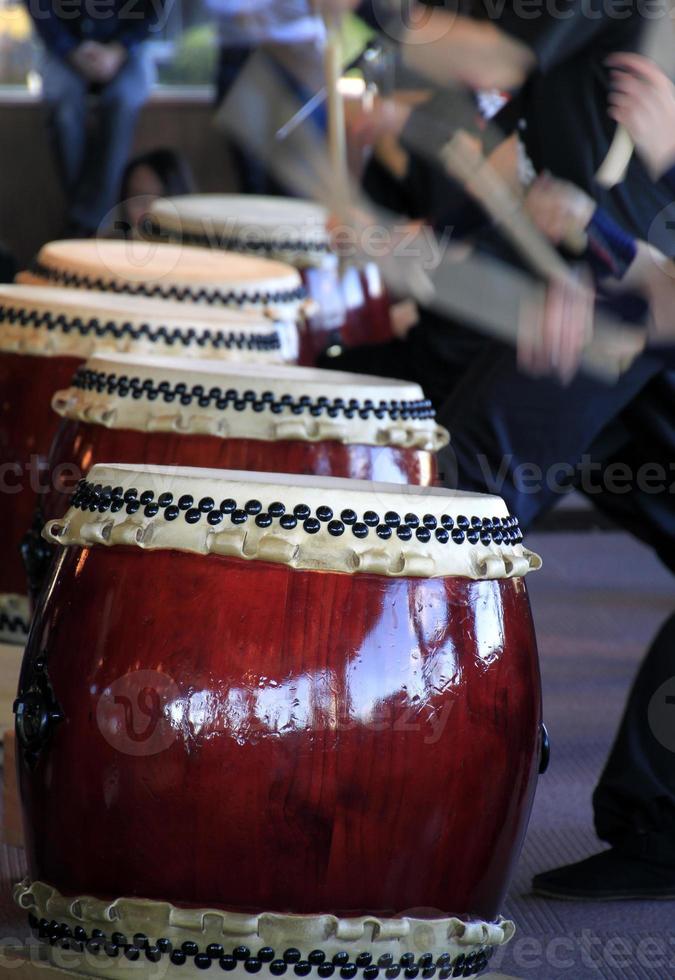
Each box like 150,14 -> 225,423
15,464 -> 543,980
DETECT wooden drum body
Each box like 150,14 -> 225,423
0,285 -> 293,643
148,195 -> 393,365
0,350 -> 76,642
15,465 -> 543,980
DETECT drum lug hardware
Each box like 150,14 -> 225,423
21,507 -> 56,605
538,723 -> 551,775
14,654 -> 63,768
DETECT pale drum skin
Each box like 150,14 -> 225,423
18,543 -> 541,922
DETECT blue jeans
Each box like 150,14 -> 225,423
40,45 -> 154,234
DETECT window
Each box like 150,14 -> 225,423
0,1 -> 36,86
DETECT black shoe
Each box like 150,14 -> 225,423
532,848 -> 675,901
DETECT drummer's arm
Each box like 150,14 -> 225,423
618,242 -> 675,343
400,14 -> 535,92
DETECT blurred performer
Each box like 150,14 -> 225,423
441,52 -> 675,900
28,0 -> 161,236
321,0 -> 675,403
319,0 -> 675,897
209,0 -> 326,194
506,53 -> 675,901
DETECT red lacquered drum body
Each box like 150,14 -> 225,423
300,264 -> 392,366
0,351 -> 78,637
15,465 -> 543,976
20,546 -> 540,918
47,422 -> 435,519
0,284 -> 294,641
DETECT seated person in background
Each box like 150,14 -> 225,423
114,148 -> 195,238
27,0 -> 162,237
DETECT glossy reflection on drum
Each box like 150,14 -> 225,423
0,284 -> 292,645
148,195 -> 392,364
16,464 -> 542,979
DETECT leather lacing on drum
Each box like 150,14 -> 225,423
26,915 -> 493,978
27,261 -> 308,307
0,303 -> 282,352
70,368 -> 436,421
69,480 -> 524,547
149,220 -> 331,257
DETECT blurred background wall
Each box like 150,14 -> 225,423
0,94 -> 234,268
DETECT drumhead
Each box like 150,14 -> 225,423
44,463 -> 542,581
19,239 -> 306,311
52,352 -> 448,451
0,285 -> 293,361
150,195 -> 331,266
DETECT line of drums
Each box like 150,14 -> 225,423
2,196 -> 545,980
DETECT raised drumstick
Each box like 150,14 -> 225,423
596,125 -> 635,189
323,13 -> 349,200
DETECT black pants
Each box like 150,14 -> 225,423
41,47 -> 153,235
436,342 -> 675,863
331,327 -> 675,861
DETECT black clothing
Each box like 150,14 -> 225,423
493,0 -> 673,251
350,1 -> 675,865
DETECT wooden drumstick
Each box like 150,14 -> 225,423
596,125 -> 635,189
439,131 -> 577,282
323,13 -> 349,201
595,4 -> 674,188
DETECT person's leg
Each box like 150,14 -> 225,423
435,344 -> 675,899
531,373 -> 675,898
69,45 -> 154,234
39,51 -> 88,204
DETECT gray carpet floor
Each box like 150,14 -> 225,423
1,529 -> 673,979
496,530 -> 675,980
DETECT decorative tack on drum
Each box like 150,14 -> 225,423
0,286 -> 293,646
149,195 -> 332,269
16,464 -> 542,979
0,284 -> 293,362
47,353 -> 448,505
19,239 -> 309,354
15,880 -> 514,980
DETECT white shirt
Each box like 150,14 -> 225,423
206,0 -> 325,47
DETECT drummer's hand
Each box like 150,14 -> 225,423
345,94 -> 413,159
524,173 -> 595,247
518,271 -> 595,384
346,96 -> 413,177
607,53 -> 675,179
